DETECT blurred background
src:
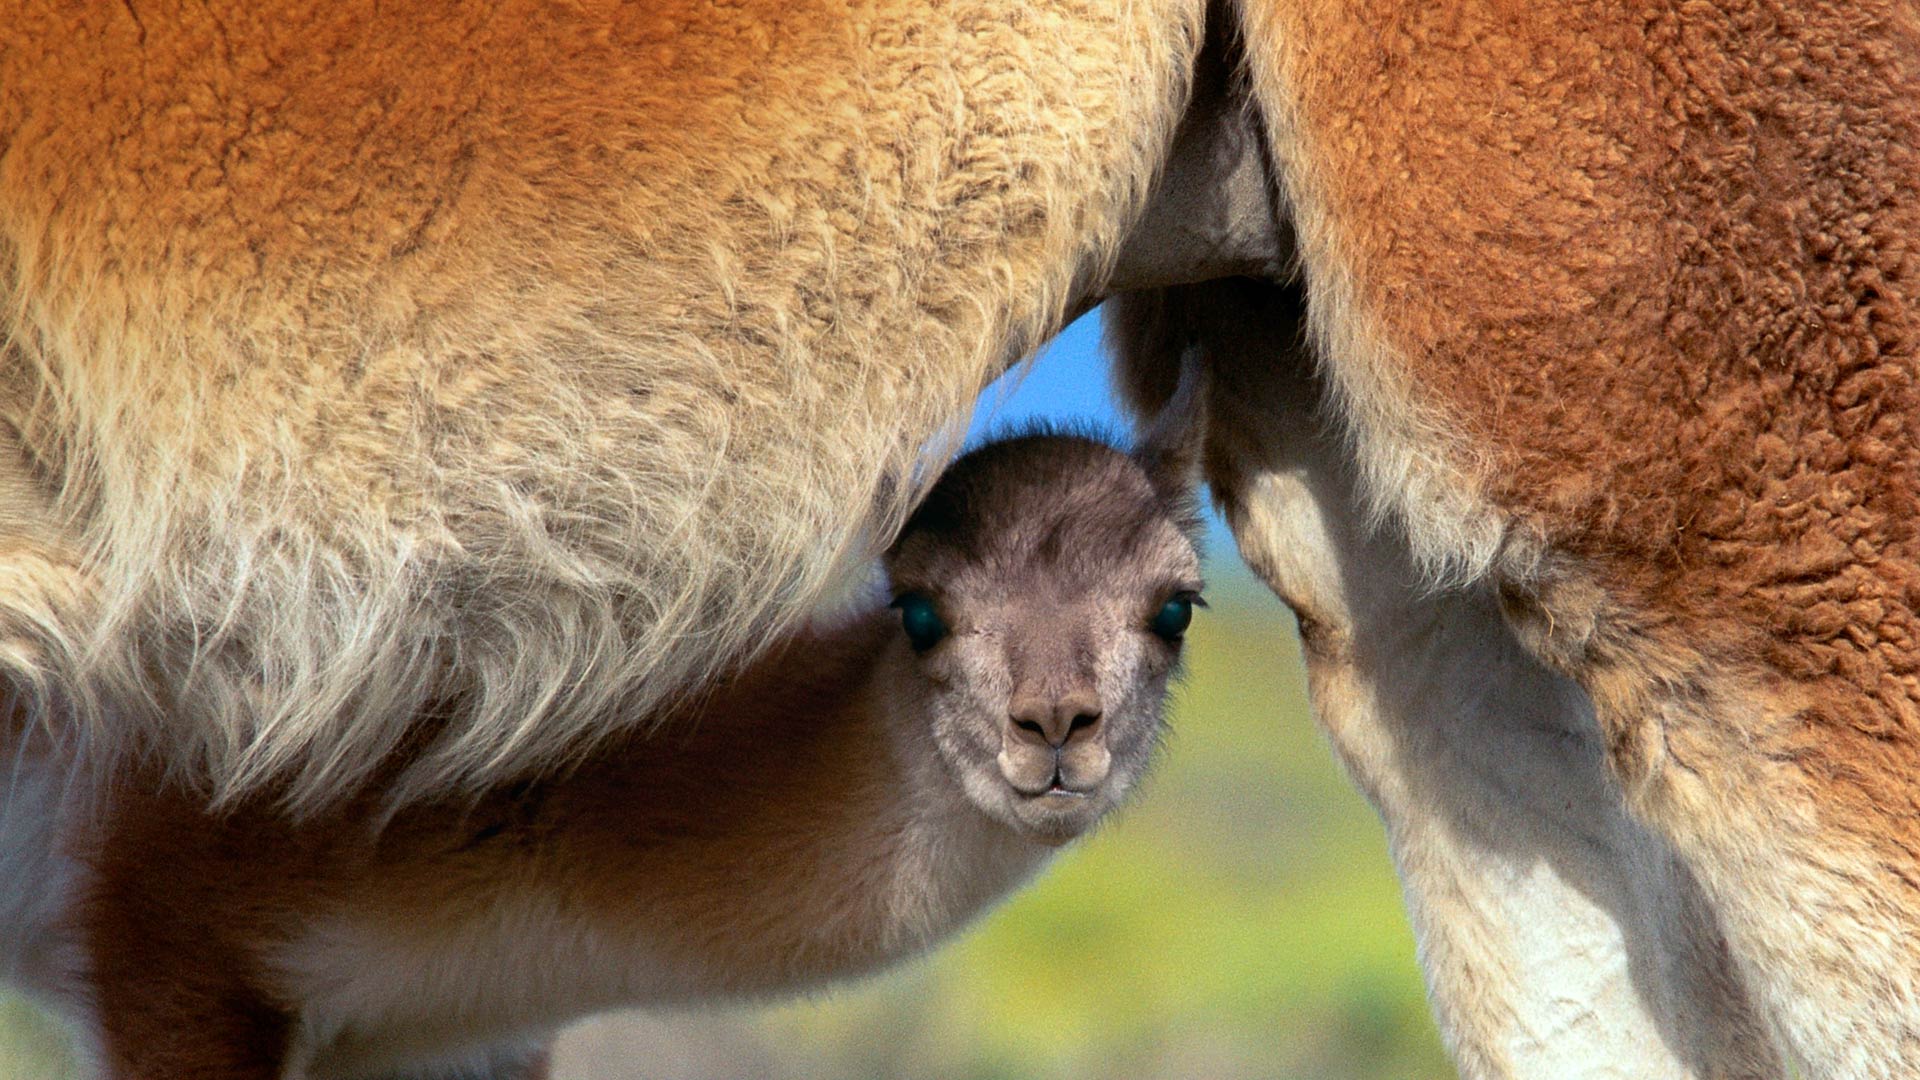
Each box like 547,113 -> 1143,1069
0,311 -> 1454,1079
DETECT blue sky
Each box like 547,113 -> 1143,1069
964,310 -> 1120,442
964,306 -> 1240,562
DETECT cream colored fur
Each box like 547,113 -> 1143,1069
0,0 -> 1206,812
1222,309 -> 1918,1077
1165,2 -> 1920,1069
10,2 -> 1915,1077
1218,0 -> 1523,588
1108,283 -> 1784,1077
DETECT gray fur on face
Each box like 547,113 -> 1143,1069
883,432 -> 1203,844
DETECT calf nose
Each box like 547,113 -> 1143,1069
1007,689 -> 1103,748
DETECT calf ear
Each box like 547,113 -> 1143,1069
1133,341 -> 1208,504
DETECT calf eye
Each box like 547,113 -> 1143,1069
891,592 -> 949,652
1150,592 -> 1200,641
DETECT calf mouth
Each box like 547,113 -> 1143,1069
1006,767 -> 1096,800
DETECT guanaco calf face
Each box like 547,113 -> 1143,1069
0,426 -> 1207,1080
885,432 -> 1203,845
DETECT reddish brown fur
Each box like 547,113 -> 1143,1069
1238,0 -> 1920,858
1092,1 -> 1920,1068
6,1 -> 839,303
79,623 -> 932,1078
14,0 -> 1920,1071
83,601 -> 949,1075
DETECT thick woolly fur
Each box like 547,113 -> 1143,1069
1113,1 -> 1920,1073
11,0 -> 1920,1076
0,0 -> 1205,811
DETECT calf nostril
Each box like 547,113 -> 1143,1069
1009,693 -> 1103,749
1012,718 -> 1048,742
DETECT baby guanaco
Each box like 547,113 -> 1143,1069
4,416 -> 1204,1080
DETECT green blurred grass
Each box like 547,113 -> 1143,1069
0,569 -> 1454,1079
0,993 -> 77,1080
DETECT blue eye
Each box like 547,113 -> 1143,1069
1150,593 -> 1197,641
892,593 -> 949,652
